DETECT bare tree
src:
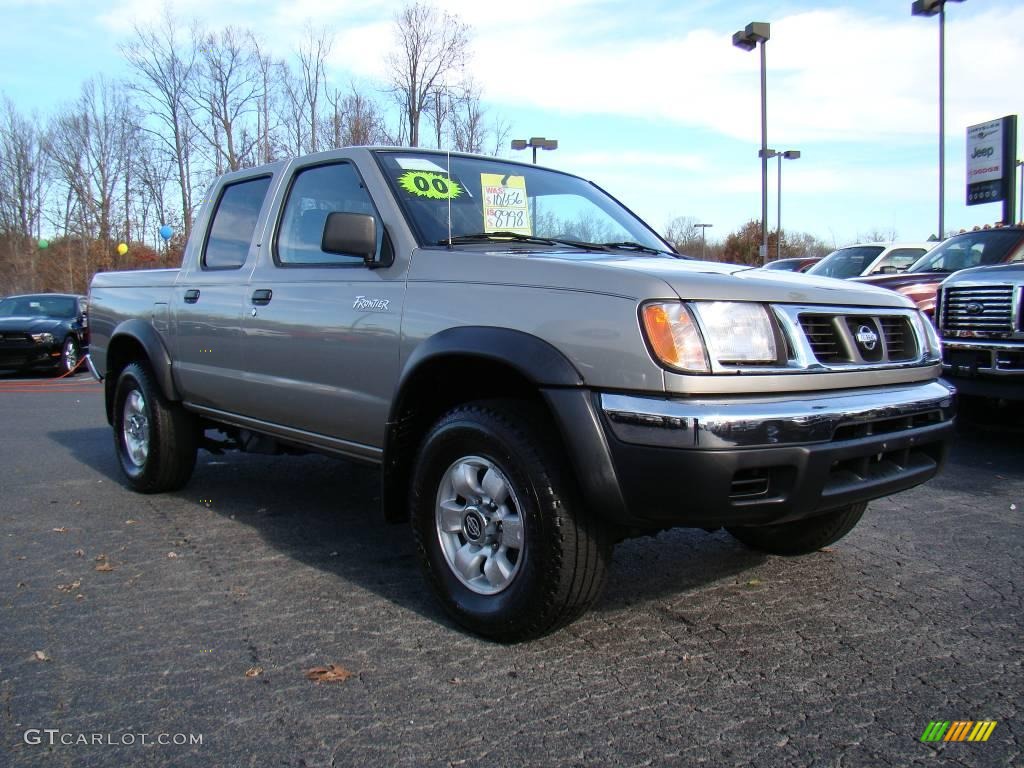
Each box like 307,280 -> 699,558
187,26 -> 262,172
122,8 -> 198,237
297,26 -> 332,154
324,83 -> 388,148
387,2 -> 469,147
0,96 -> 49,238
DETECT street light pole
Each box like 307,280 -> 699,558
733,22 -> 772,264
694,223 -> 712,260
776,150 -> 800,260
912,0 -> 964,239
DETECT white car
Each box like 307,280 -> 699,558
806,242 -> 937,280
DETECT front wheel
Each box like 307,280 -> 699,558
410,400 -> 611,642
57,337 -> 79,375
726,502 -> 867,556
112,361 -> 198,493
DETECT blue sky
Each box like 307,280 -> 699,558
2,0 -> 1022,246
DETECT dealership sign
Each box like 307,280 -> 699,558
966,115 -> 1017,209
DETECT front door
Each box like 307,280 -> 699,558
238,160 -> 405,455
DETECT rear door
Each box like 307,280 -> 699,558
237,158 -> 406,457
173,173 -> 274,410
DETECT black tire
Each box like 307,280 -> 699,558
56,336 -> 78,376
410,400 -> 611,642
112,361 -> 197,493
726,502 -> 867,556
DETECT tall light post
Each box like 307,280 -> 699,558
733,21 -> 771,264
912,0 -> 964,239
694,223 -> 712,260
1018,159 -> 1023,222
511,137 -> 559,164
773,149 -> 800,259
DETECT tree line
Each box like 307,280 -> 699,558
0,2 -> 509,294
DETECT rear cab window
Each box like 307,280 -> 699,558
203,176 -> 273,270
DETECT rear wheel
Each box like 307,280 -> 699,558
410,400 -> 611,642
112,361 -> 197,493
726,502 -> 867,556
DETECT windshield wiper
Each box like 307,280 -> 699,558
600,241 -> 677,256
438,232 -> 606,251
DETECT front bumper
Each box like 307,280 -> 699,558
0,343 -> 62,370
569,380 -> 955,529
942,340 -> 1024,400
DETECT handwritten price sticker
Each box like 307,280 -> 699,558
482,173 -> 531,235
398,170 -> 462,200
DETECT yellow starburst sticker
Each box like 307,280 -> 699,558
398,170 -> 462,200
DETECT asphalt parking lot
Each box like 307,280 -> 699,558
1,373 -> 1021,768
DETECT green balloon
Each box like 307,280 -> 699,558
38,239 -> 49,249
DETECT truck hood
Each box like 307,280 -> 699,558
533,252 -> 915,308
852,271 -> 947,291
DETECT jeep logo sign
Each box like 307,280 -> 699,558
966,116 -> 1016,208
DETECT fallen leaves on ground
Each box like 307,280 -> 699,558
167,552 -> 178,559
125,519 -> 138,525
245,666 -> 264,678
305,664 -> 354,684
52,527 -> 68,533
94,555 -> 114,572
73,549 -> 85,558
32,650 -> 50,662
745,578 -> 762,587
56,580 -> 81,593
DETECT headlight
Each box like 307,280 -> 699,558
692,301 -> 778,364
641,302 -> 709,372
913,310 -> 942,360
30,332 -> 54,344
641,301 -> 779,372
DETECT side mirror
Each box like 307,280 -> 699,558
322,212 -> 377,266
876,265 -> 898,275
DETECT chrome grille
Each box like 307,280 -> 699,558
942,285 -> 1014,334
797,311 -> 920,366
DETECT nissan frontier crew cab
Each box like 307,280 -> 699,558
87,148 -> 955,641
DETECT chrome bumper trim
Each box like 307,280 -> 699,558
85,353 -> 103,381
600,380 -> 956,450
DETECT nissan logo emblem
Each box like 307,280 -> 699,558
855,325 -> 879,352
463,512 -> 484,541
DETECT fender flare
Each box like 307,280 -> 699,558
382,327 -> 612,524
107,319 -> 180,403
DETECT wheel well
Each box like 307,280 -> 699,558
103,336 -> 149,424
382,354 -> 557,523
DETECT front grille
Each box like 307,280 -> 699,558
799,315 -> 847,362
942,285 -> 1014,334
798,311 -> 919,365
0,332 -> 31,346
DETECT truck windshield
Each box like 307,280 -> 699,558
375,150 -> 672,254
806,246 -> 885,279
907,230 -> 1023,273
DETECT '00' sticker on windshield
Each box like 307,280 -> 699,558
398,171 -> 463,200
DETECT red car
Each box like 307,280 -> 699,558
854,226 -> 1024,316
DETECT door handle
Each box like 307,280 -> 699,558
251,289 -> 273,306
184,289 -> 200,304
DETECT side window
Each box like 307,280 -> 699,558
276,162 -> 381,266
203,176 -> 272,270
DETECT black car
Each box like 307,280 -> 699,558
0,293 -> 89,375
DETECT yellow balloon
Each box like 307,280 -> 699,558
117,243 -> 128,256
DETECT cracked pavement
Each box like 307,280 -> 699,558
0,377 -> 1021,767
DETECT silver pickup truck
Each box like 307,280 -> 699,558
88,147 -> 955,641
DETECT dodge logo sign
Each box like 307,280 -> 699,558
855,325 -> 879,352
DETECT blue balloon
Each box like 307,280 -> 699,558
159,225 -> 174,241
